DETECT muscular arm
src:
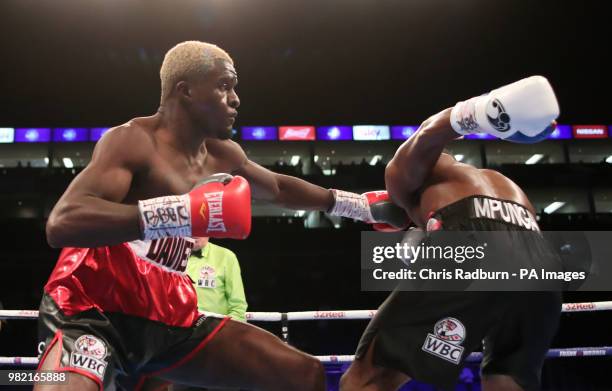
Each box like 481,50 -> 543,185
234,159 -> 334,210
46,126 -> 152,248
385,108 -> 458,208
215,140 -> 407,227
213,139 -> 333,210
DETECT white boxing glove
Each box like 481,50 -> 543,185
450,76 -> 560,141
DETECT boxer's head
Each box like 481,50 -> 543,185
160,41 -> 239,140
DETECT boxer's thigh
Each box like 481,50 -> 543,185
342,334 -> 409,391
150,318 -> 325,391
342,290 -> 410,390
482,291 -> 562,391
354,290 -> 506,391
35,338 -> 99,391
37,294 -> 120,390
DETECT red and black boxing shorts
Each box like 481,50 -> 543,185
37,294 -> 229,390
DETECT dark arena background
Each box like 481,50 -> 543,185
1,0 -> 611,390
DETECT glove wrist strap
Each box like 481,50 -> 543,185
450,98 -> 482,135
328,189 -> 373,222
138,195 -> 193,240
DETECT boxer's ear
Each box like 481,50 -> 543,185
176,81 -> 192,101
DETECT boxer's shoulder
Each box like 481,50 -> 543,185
478,169 -> 522,192
427,154 -> 476,184
478,168 -> 508,180
93,118 -> 156,167
479,169 -> 536,213
98,119 -> 155,148
205,138 -> 248,171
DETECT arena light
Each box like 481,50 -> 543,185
90,127 -> 110,142
525,154 -> 545,165
53,128 -> 88,142
369,155 -> 382,165
279,126 -> 315,141
391,126 -> 418,140
322,168 -> 336,176
241,126 -> 277,141
314,155 -> 319,162
316,126 -> 352,141
62,158 -> 74,168
14,128 -> 51,143
44,157 -> 49,165
606,155 -> 612,164
454,154 -> 465,162
548,124 -> 572,139
544,202 -> 565,214
572,125 -> 608,139
353,125 -> 390,141
0,128 -> 15,143
290,155 -> 301,166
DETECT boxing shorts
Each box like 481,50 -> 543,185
37,293 -> 229,390
355,195 -> 562,391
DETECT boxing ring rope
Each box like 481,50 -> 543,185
2,300 -> 611,322
1,300 -> 612,367
2,346 -> 612,366
315,347 -> 612,364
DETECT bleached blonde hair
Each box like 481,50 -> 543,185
160,41 -> 233,102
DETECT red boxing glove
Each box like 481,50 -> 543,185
363,191 -> 411,232
138,174 -> 251,240
189,174 -> 251,239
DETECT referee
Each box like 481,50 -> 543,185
188,237 -> 248,321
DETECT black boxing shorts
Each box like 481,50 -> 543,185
355,196 -> 562,391
37,293 -> 228,390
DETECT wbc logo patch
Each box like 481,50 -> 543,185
198,265 -> 217,288
70,335 -> 108,380
422,318 -> 466,364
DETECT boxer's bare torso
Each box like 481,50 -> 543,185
103,116 -> 245,203
47,114 -> 251,247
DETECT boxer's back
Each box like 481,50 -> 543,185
409,154 -> 534,226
